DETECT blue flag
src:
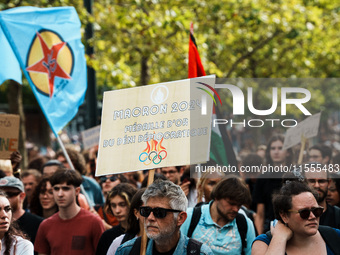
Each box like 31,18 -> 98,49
0,6 -> 87,136
0,25 -> 22,85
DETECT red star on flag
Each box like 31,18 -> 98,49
26,32 -> 71,97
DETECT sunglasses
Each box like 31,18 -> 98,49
140,206 -> 182,219
288,207 -> 324,219
99,176 -> 117,183
6,191 -> 21,198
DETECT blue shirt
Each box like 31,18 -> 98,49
115,232 -> 213,255
181,201 -> 255,255
253,228 -> 340,255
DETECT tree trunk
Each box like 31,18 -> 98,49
140,55 -> 149,86
7,80 -> 27,168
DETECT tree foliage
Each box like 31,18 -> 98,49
1,0 -> 339,139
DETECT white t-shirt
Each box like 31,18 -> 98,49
107,234 -> 132,255
1,236 -> 33,255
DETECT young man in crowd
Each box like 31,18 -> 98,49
56,148 -> 104,207
35,169 -> 105,255
181,176 -> 255,255
308,144 -> 332,165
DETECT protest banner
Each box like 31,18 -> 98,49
81,125 -> 101,150
0,114 -> 20,159
283,112 -> 321,150
96,75 -> 215,176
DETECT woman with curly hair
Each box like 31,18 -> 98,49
0,190 -> 33,254
30,178 -> 58,218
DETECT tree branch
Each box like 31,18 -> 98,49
226,30 -> 282,78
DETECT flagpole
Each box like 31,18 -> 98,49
140,169 -> 155,255
57,135 -> 75,170
56,134 -> 93,209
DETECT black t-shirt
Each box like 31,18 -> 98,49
95,224 -> 125,255
153,244 -> 176,255
16,211 -> 43,244
320,204 -> 340,229
253,177 -> 282,232
246,178 -> 257,212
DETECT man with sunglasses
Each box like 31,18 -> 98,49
116,180 -> 213,255
304,163 -> 340,229
34,169 -> 105,255
0,176 -> 43,250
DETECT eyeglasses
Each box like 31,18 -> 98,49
307,179 -> 328,185
5,191 -> 21,198
288,207 -> 324,219
99,176 -> 117,183
140,206 -> 182,219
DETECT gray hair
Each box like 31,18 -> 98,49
142,179 -> 188,212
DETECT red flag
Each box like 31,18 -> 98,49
188,24 -> 238,170
188,23 -> 206,78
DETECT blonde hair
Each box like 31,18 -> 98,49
197,169 -> 225,203
0,160 -> 13,176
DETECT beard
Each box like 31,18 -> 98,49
216,204 -> 237,223
316,188 -> 327,203
145,219 -> 177,242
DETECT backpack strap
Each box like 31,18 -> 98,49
236,213 -> 248,255
188,204 -> 248,254
318,225 -> 340,255
187,206 -> 202,238
187,238 -> 203,255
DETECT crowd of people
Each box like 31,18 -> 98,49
0,133 -> 339,254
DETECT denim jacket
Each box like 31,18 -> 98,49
115,232 -> 213,255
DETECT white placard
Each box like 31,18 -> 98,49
283,112 -> 321,150
96,76 -> 215,176
81,125 -> 101,150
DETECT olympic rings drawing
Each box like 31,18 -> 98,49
139,150 -> 167,165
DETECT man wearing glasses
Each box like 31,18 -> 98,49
308,144 -> 332,165
304,163 -> 340,229
161,166 -> 197,208
116,179 -> 213,255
